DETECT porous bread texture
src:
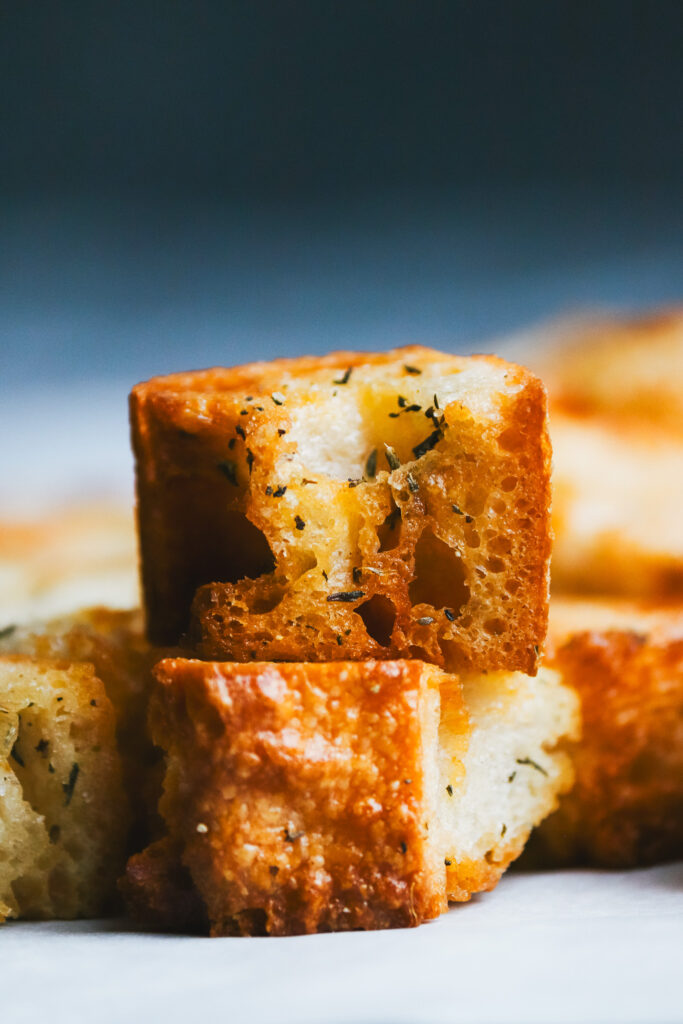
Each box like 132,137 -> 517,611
439,667 -> 577,900
0,505 -> 138,628
0,656 -> 129,921
131,347 -> 552,675
527,598 -> 683,868
123,658 -> 577,935
0,608 -> 164,843
551,413 -> 683,598
531,309 -> 683,434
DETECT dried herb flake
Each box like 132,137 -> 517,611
412,430 -> 441,460
63,762 -> 80,805
384,444 -> 401,471
516,756 -> 548,777
327,590 -> 364,603
334,367 -> 352,385
218,460 -> 239,486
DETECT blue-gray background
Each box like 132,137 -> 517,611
2,1 -> 682,388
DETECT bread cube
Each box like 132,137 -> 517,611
0,656 -> 129,920
528,598 -> 683,867
122,657 -> 576,935
0,608 -> 163,843
0,504 -> 138,627
528,309 -> 683,434
131,347 -> 552,674
551,413 -> 683,598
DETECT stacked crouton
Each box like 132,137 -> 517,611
518,310 -> 683,867
124,346 -> 579,935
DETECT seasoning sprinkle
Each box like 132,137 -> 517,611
446,784 -> 453,797
0,624 -> 16,640
516,756 -> 548,777
444,608 -> 456,622
388,411 -> 400,418
404,779 -> 413,785
284,827 -> 304,842
352,567 -> 363,584
277,428 -> 287,436
246,449 -> 255,474
397,395 -> 407,408
269,865 -> 279,876
271,392 -> 286,406
412,429 -> 441,460
336,635 -> 343,646
465,514 -> 474,524
227,437 -> 235,451
301,478 -> 318,485
35,739 -> 49,755
400,841 -> 408,854
444,859 -> 452,866
365,448 -> 378,479
501,824 -> 507,837
404,365 -> 422,375
294,515 -> 306,531
196,823 -> 208,834
235,424 -> 246,440
508,771 -> 517,783
273,485 -> 287,498
417,616 -> 435,626
63,762 -> 80,805
406,403 -> 422,413
433,394 -> 440,409
347,477 -> 362,488
406,472 -> 419,493
452,504 -> 463,515
533,644 -> 540,656
327,590 -> 364,603
322,570 -> 328,581
384,444 -> 401,471
334,367 -> 352,385
217,460 -> 239,486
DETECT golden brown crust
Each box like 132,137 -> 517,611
530,599 -> 683,867
131,347 -> 551,675
134,658 -> 447,935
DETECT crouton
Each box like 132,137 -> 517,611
0,608 -> 165,846
131,347 -> 552,674
528,597 -> 683,867
0,505 -> 138,628
123,658 -> 576,935
531,309 -> 683,434
0,656 -> 129,920
551,413 -> 683,598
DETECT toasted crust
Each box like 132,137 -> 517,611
534,309 -> 683,434
550,412 -> 683,598
529,598 -> 683,867
131,658 -> 447,935
131,347 -> 551,674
